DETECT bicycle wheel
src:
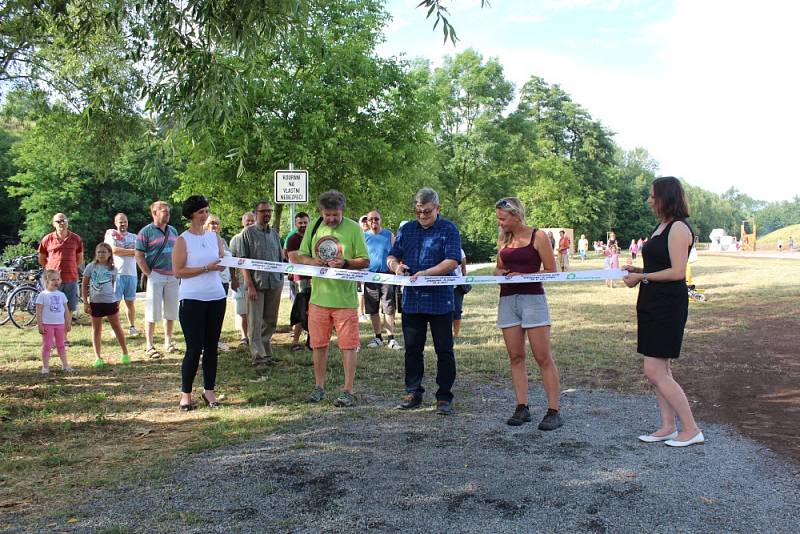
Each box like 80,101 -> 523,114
8,286 -> 39,328
0,281 -> 13,326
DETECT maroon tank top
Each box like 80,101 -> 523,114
498,229 -> 545,296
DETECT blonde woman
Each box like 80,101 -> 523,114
494,198 -> 562,429
204,214 -> 232,351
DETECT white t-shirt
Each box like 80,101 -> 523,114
104,229 -> 138,276
35,290 -> 68,325
578,238 -> 589,252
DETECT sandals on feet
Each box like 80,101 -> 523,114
290,343 -> 305,352
165,343 -> 180,354
145,346 -> 162,359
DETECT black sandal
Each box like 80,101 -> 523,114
201,392 -> 221,409
179,403 -> 194,412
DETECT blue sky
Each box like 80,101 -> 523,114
378,0 -> 800,203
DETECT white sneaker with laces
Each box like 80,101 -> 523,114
366,337 -> 383,348
387,339 -> 403,350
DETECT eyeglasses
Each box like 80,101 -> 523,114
208,221 -> 220,225
415,208 -> 435,216
367,217 -> 381,221
54,220 -> 68,224
256,209 -> 273,213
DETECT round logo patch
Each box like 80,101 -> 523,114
315,236 -> 342,262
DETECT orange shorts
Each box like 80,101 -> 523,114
308,304 -> 360,350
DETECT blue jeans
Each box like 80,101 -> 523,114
402,312 -> 456,402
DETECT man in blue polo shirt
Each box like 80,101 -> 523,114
387,188 -> 462,415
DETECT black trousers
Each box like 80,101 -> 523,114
402,312 -> 456,402
179,298 -> 226,393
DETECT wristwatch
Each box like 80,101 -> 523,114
342,259 -> 350,269
203,265 -> 208,273
642,273 -> 649,284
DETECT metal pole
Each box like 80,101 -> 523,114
289,162 -> 295,223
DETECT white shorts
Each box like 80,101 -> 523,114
232,285 -> 248,315
496,294 -> 551,329
144,272 -> 179,322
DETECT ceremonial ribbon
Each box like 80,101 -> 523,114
219,256 -> 627,287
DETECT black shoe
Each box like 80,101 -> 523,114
397,394 -> 423,410
179,403 -> 194,412
435,400 -> 453,415
538,408 -> 563,431
507,404 -> 532,426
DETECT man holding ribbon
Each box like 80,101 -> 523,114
232,201 -> 284,367
387,187 -> 462,415
295,190 -> 370,407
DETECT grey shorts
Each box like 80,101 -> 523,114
496,294 -> 551,329
364,282 -> 397,315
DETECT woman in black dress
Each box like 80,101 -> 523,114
622,177 -> 704,447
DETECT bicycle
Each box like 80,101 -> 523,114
6,268 -> 44,328
688,285 -> 707,302
1,254 -> 39,326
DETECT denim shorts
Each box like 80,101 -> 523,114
496,294 -> 551,329
115,275 -> 137,301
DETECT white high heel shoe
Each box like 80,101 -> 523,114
638,431 -> 678,443
664,432 -> 705,447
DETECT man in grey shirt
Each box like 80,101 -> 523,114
231,200 -> 284,366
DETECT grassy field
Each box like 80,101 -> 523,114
1,253 -> 798,519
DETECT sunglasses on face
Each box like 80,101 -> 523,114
54,219 -> 68,224
367,217 -> 381,221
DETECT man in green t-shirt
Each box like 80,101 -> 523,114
293,190 -> 369,408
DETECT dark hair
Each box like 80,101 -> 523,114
318,190 -> 346,211
652,176 -> 690,219
295,211 -> 309,219
253,200 -> 272,211
182,195 -> 209,219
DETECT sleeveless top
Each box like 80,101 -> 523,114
498,229 -> 545,296
178,230 -> 226,301
642,219 -> 694,287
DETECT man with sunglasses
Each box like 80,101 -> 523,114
387,188 -> 462,415
232,200 -> 284,366
363,210 -> 402,351
38,213 -> 85,325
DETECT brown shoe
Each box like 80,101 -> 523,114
397,394 -> 423,410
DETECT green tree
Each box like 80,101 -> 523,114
174,0 -> 435,236
7,106 -> 178,254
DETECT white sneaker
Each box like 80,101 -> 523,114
41,367 -> 50,375
359,314 -> 369,323
128,326 -> 140,337
366,337 -> 383,348
387,339 -> 403,350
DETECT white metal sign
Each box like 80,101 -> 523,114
274,170 -> 308,203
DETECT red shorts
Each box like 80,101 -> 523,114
308,304 -> 360,350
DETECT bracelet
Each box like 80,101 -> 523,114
203,265 -> 208,273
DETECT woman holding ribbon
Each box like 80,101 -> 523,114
621,177 -> 703,447
494,198 -> 562,430
172,195 -> 227,411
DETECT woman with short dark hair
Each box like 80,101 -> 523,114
622,177 -> 704,447
172,195 -> 227,411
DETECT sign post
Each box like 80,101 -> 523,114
274,168 -> 308,204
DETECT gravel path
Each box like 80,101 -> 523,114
9,385 -> 800,533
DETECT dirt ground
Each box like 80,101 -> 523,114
680,302 -> 800,464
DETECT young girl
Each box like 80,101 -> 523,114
82,243 -> 129,367
604,244 -> 621,288
35,269 -> 73,374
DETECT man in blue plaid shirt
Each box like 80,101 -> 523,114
387,188 -> 462,415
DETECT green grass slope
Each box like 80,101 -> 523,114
757,223 -> 800,248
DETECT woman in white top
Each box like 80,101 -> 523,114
172,195 -> 227,411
